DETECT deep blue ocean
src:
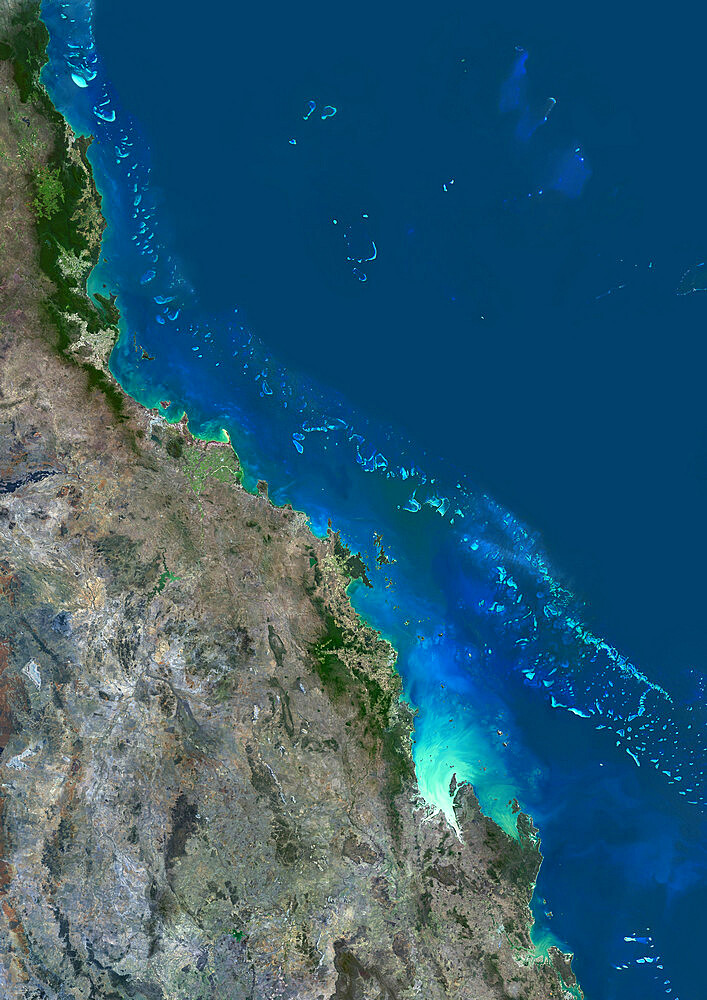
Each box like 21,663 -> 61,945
39,1 -> 707,997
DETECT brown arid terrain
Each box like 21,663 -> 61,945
0,4 -> 580,998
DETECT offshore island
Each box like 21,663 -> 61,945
0,4 -> 580,998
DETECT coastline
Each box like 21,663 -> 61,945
0,3 -> 583,996
55,0 -> 581,950
35,0 -> 695,824
23,2 -> 707,996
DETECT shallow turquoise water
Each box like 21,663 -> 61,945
39,2 -> 707,996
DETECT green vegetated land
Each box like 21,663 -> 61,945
182,446 -> 243,497
2,3 -> 126,421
